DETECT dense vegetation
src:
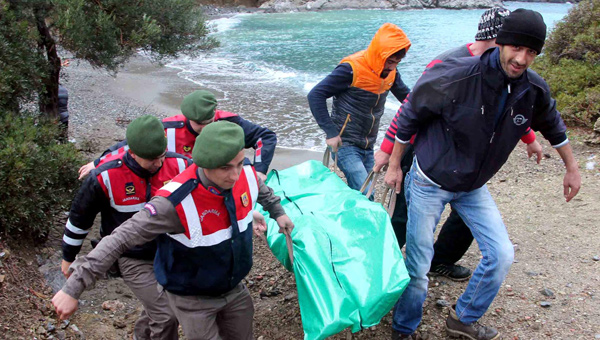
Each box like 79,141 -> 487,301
0,0 -> 217,117
0,0 -> 217,239
0,112 -> 82,240
533,0 -> 600,129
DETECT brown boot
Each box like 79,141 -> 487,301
446,306 -> 499,340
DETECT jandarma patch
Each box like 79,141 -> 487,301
144,203 -> 157,216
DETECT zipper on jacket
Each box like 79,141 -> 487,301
340,114 -> 352,136
488,86 -> 527,145
366,79 -> 385,148
473,85 -> 529,189
145,179 -> 152,201
365,95 -> 378,148
467,64 -> 532,191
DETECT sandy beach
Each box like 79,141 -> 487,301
64,54 -> 323,170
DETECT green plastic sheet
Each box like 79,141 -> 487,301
257,160 -> 410,340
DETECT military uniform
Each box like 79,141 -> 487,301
62,151 -> 190,340
62,165 -> 285,340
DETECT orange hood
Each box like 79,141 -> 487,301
362,23 -> 411,77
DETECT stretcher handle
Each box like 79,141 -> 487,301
361,167 -> 396,217
323,114 -> 350,174
283,230 -> 294,267
381,186 -> 397,217
322,147 -> 340,174
359,170 -> 381,197
322,147 -> 330,167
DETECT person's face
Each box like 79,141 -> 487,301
381,54 -> 404,78
203,151 -> 245,190
499,45 -> 537,79
189,118 -> 214,134
131,150 -> 166,174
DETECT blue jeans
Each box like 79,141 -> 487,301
392,158 -> 514,334
332,145 -> 374,194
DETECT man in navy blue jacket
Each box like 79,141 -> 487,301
308,23 -> 411,194
385,9 -> 581,340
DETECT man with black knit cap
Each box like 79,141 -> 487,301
375,7 -> 544,283
78,90 -> 277,181
385,9 -> 581,340
53,120 -> 294,340
61,115 -> 191,340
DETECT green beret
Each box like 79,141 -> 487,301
126,115 -> 167,159
180,90 -> 217,122
193,121 -> 244,169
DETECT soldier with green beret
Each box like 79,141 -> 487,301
60,115 -> 195,340
54,121 -> 294,340
79,90 -> 277,183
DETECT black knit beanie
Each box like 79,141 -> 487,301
475,7 -> 511,41
496,8 -> 546,54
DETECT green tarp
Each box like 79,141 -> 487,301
257,160 -> 410,340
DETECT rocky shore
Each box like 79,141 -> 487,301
257,0 -> 502,11
201,0 -> 577,14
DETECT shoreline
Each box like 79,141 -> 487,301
63,55 -> 323,170
200,0 -> 576,16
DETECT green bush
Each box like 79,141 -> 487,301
0,5 -> 48,112
532,0 -> 600,128
0,112 -> 82,240
534,57 -> 600,127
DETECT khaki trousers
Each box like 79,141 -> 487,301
165,283 -> 254,340
118,257 -> 179,340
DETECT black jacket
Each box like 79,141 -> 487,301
395,48 -> 567,192
308,63 -> 410,150
62,152 -> 190,262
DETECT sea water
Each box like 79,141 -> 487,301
167,2 -> 572,150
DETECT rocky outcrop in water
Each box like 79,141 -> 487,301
257,0 -> 503,11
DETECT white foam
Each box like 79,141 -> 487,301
208,15 -> 244,34
168,55 -> 298,85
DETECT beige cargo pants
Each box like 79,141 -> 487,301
118,257 -> 179,340
164,283 -> 254,340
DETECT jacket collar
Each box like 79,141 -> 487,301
196,167 -> 228,196
123,152 -> 157,178
185,118 -> 199,137
480,48 -> 531,100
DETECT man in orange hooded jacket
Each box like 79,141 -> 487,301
308,23 -> 411,193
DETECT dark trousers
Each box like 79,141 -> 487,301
391,145 -> 474,266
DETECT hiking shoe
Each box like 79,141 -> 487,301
446,307 -> 499,340
428,263 -> 472,281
